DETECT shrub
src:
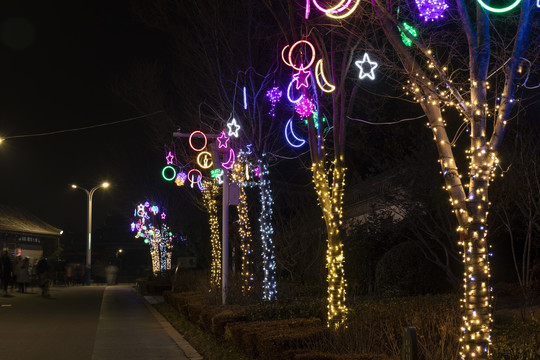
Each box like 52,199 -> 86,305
224,318 -> 324,359
492,320 -> 540,360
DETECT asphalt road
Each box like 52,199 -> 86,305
0,285 -> 199,360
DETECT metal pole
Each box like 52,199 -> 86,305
222,169 -> 229,305
86,191 -> 92,285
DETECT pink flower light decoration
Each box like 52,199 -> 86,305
296,98 -> 315,117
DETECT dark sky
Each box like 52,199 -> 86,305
0,1 -> 169,235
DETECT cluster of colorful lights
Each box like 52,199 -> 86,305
414,0 -> 449,21
202,180 -> 221,287
130,201 -> 173,276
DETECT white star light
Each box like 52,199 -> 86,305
227,118 -> 241,137
355,53 -> 378,80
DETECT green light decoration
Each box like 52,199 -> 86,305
399,22 -> 418,47
162,165 -> 177,181
476,0 -> 521,13
210,169 -> 222,178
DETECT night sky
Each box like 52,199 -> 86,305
0,1 -> 169,235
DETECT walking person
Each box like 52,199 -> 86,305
1,251 -> 13,297
36,257 -> 51,297
15,257 -> 30,293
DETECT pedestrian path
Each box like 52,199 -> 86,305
0,285 -> 201,360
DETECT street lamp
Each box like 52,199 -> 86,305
71,182 -> 110,285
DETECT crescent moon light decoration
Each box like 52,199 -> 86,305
284,118 -> 306,148
312,0 -> 361,19
287,77 -> 304,103
476,0 -> 521,12
221,148 -> 236,170
315,59 -> 336,93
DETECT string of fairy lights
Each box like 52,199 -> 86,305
202,180 -> 222,287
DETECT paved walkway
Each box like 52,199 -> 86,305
0,285 -> 201,360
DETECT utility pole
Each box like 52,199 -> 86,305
173,131 -> 229,304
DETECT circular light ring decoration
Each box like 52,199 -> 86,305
162,165 -> 177,181
286,40 -> 316,71
315,59 -> 336,93
287,78 -> 304,103
476,0 -> 521,12
197,151 -> 213,169
312,0 -> 361,18
188,131 -> 208,152
187,169 -> 203,184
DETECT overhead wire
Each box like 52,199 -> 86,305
0,110 -> 165,141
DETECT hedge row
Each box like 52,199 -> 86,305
163,291 -> 397,360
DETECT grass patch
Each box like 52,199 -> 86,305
153,302 -> 255,360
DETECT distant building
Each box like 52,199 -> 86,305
0,204 -> 63,261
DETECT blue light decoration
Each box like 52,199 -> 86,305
287,78 -> 304,103
284,118 -> 306,148
243,86 -> 248,110
130,201 -> 173,276
414,0 -> 449,21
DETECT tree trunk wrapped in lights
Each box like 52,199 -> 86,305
257,157 -> 277,301
313,161 -> 348,328
231,154 -> 255,295
202,180 -> 221,287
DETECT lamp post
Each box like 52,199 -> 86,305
71,182 -> 110,285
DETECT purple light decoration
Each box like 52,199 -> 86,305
217,131 -> 230,148
414,0 -> 449,21
296,98 -> 315,117
254,167 -> 261,178
266,86 -> 282,117
161,213 -> 167,220
165,151 -> 175,164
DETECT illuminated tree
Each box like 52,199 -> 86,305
283,0 -> 539,357
130,201 -> 173,277
129,0 -> 285,300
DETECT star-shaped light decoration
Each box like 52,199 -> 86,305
293,68 -> 312,89
217,131 -> 230,148
355,53 -> 378,80
227,118 -> 241,138
161,212 -> 167,220
165,151 -> 175,165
